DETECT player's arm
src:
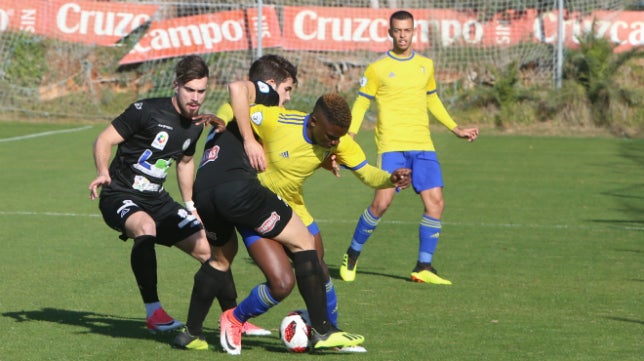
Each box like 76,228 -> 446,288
349,95 -> 371,137
89,124 -> 123,200
176,154 -> 197,212
426,92 -> 479,142
351,164 -> 410,189
228,80 -> 266,171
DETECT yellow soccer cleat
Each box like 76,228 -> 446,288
310,328 -> 365,350
410,264 -> 452,285
339,254 -> 358,282
172,329 -> 210,351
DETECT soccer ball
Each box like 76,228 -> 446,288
279,310 -> 311,353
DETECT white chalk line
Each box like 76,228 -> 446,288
0,125 -> 93,143
1,210 -> 642,231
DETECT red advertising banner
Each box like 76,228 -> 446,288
119,7 -> 281,65
282,6 -> 539,52
0,0 -> 159,45
538,10 -> 644,53
0,0 -> 48,34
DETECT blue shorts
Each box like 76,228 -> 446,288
379,151 -> 443,193
238,221 -> 320,248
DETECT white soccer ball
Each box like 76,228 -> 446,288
279,310 -> 311,353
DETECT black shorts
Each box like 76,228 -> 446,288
193,179 -> 292,246
99,189 -> 203,246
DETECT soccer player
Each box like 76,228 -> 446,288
228,80 -> 411,335
339,10 -> 479,285
88,55 -> 218,333
172,93 -> 366,355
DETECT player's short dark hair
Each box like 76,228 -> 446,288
314,93 -> 351,128
390,10 -> 414,28
175,55 -> 209,85
249,54 -> 298,86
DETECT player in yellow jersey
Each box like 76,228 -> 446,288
339,10 -> 479,285
228,87 -> 410,353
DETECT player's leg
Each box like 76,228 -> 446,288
226,237 -> 294,329
408,152 -> 451,285
311,229 -> 338,327
274,216 -> 365,350
340,188 -> 395,282
340,152 -> 404,282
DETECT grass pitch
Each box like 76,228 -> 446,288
0,122 -> 642,361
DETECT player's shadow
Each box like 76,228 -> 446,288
328,265 -> 409,282
1,307 -> 290,353
2,308 -> 180,343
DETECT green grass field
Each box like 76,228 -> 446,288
0,122 -> 642,361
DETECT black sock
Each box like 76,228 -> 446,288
131,235 -> 158,304
292,250 -> 330,334
217,269 -> 238,311
186,262 -> 227,335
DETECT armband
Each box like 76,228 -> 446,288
184,200 -> 196,212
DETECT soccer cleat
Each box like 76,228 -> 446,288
310,327 -> 364,350
242,321 -> 271,336
339,253 -> 358,282
410,264 -> 452,285
219,309 -> 243,355
146,308 -> 184,333
172,329 -> 209,351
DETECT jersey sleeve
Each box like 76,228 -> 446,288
249,104 -> 281,140
111,102 -> 146,140
335,136 -> 393,189
424,59 -> 458,130
349,64 -> 377,134
215,102 -> 234,124
253,81 -> 280,106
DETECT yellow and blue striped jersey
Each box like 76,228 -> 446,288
249,104 -> 392,225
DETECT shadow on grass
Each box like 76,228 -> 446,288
1,308 -> 289,353
604,316 -> 644,325
593,141 -> 644,229
328,265 -> 410,282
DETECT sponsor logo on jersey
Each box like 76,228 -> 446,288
280,151 -> 289,159
251,111 -> 263,125
199,145 -> 220,167
151,131 -> 169,150
158,123 -> 173,130
256,211 -> 281,234
182,138 -> 191,151
134,102 -> 143,110
257,81 -> 270,94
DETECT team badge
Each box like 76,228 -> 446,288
151,131 -> 169,150
257,81 -> 270,94
182,138 -> 191,151
251,111 -> 263,125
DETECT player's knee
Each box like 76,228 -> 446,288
267,272 -> 295,301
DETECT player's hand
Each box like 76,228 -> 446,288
453,126 -> 479,142
194,114 -> 226,133
244,138 -> 267,172
390,168 -> 411,189
321,154 -> 340,178
88,174 -> 111,200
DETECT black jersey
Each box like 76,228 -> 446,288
194,80 -> 280,190
105,97 -> 204,195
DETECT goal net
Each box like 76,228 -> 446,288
0,0 -> 635,121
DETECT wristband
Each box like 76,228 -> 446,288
184,200 -> 196,212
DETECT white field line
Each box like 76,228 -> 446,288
0,125 -> 93,143
1,211 -> 642,231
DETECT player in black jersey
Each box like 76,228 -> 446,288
88,55 -> 223,333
